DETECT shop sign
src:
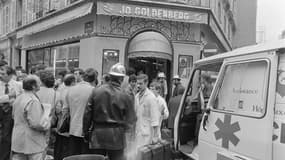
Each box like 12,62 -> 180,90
97,1 -> 208,24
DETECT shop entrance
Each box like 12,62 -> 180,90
127,31 -> 173,98
129,57 -> 171,83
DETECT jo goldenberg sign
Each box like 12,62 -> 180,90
97,1 -> 208,24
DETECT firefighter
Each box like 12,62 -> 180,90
83,63 -> 136,160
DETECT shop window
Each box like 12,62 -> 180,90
51,43 -> 80,69
178,55 -> 193,79
211,60 -> 269,117
27,42 -> 80,73
102,49 -> 119,75
27,48 -> 47,71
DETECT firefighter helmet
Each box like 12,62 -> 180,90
109,63 -> 126,77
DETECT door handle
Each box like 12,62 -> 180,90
202,108 -> 211,131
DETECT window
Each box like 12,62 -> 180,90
0,6 -> 2,35
178,55 -> 193,79
181,62 -> 221,121
51,43 -> 80,69
27,42 -> 80,73
211,60 -> 269,117
4,6 -> 9,33
102,49 -> 119,75
218,2 -> 221,22
22,0 -> 75,25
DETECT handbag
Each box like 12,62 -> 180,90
57,91 -> 71,133
57,110 -> 70,133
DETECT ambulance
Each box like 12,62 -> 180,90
173,40 -> 285,160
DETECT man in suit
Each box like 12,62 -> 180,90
0,65 -> 22,160
172,75 -> 184,97
62,68 -> 97,156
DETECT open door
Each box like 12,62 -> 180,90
199,52 -> 278,160
173,61 -> 222,158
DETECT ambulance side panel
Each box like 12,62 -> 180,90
273,53 -> 285,160
198,51 -> 278,160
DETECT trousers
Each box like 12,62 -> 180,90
0,113 -> 13,160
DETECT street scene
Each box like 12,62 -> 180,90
0,0 -> 285,160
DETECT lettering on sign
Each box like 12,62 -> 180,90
97,1 -> 208,24
252,105 -> 264,113
275,109 -> 285,116
233,88 -> 258,94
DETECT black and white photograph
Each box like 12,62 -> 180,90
0,0 -> 284,160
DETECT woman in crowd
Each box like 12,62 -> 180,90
11,75 -> 49,160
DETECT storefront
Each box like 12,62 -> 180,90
17,0 -> 228,96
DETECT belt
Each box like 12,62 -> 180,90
94,122 -> 126,128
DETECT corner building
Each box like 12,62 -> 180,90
0,0 -> 256,92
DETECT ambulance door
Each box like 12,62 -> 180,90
273,52 -> 285,160
199,51 -> 278,160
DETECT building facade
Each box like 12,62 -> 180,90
0,0 -> 256,91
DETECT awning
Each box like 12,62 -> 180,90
17,2 -> 93,38
128,31 -> 173,60
129,51 -> 172,60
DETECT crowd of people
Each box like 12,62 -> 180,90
0,60 -> 186,160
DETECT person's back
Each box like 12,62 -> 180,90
83,63 -> 136,160
168,86 -> 185,130
168,95 -> 183,129
67,81 -> 93,137
84,82 -> 135,148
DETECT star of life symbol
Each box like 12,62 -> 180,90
214,114 -> 241,149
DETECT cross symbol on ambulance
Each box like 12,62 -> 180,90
214,114 -> 241,149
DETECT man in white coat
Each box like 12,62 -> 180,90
135,74 -> 160,147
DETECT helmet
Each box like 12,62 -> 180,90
173,75 -> 181,80
157,72 -> 166,78
109,63 -> 126,77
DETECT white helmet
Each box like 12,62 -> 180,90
109,63 -> 126,77
173,75 -> 181,80
157,72 -> 166,78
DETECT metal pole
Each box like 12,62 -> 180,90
53,49 -> 56,77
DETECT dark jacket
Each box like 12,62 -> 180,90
167,95 -> 183,129
83,81 -> 136,150
173,83 -> 184,97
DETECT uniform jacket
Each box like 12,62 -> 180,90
12,91 -> 48,154
83,81 -> 136,150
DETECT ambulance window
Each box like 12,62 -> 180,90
212,60 -> 268,117
183,63 -> 220,114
